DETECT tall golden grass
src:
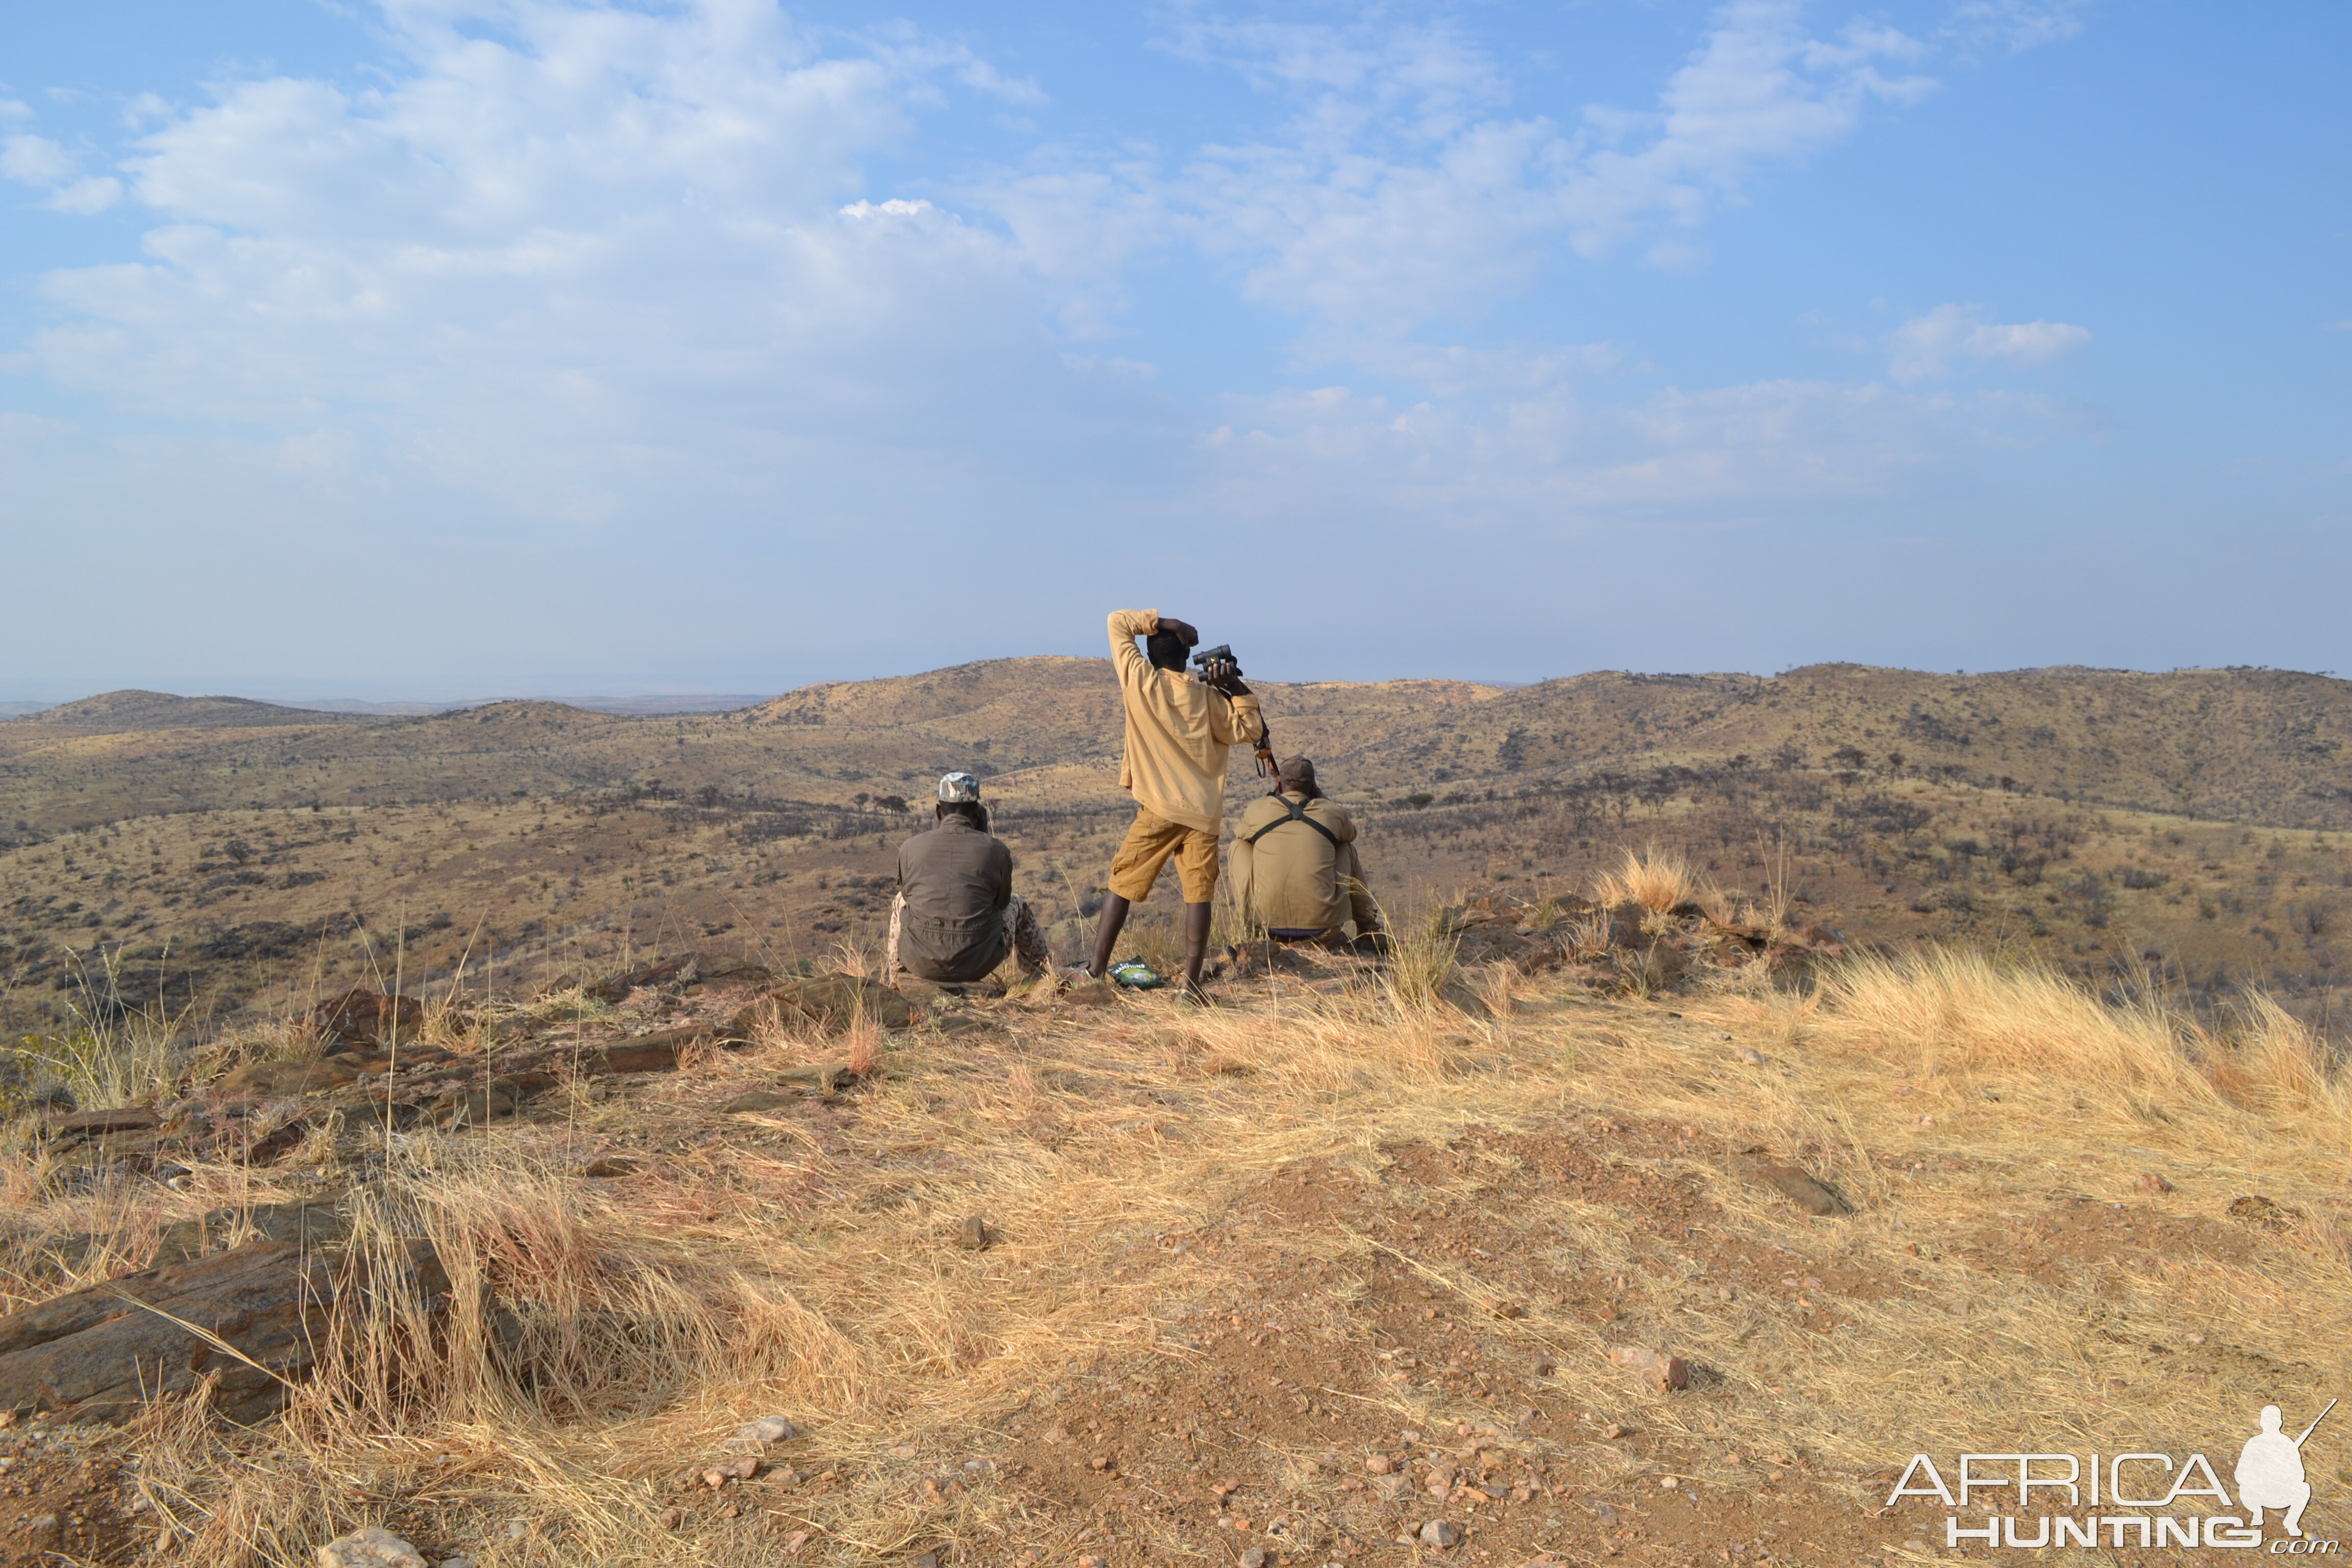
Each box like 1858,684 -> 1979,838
1816,945 -> 2352,1148
1591,845 -> 1713,917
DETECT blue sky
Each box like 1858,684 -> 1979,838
1,1 -> 2345,700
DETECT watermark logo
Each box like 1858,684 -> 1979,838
1886,1400 -> 2337,1552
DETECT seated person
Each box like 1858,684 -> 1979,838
887,772 -> 1055,989
1229,757 -> 1382,945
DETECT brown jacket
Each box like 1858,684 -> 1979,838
894,815 -> 1013,983
1230,791 -> 1377,934
1109,609 -> 1265,834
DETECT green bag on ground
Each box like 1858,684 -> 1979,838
1107,959 -> 1164,990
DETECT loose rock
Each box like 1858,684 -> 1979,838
2228,1194 -> 2302,1230
2135,1171 -> 2176,1194
1606,1345 -> 1692,1391
315,1526 -> 428,1568
1419,1518 -> 1465,1549
736,1415 -> 798,1446
702,1456 -> 758,1487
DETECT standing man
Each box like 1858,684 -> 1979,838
1086,610 -> 1267,995
1230,756 -> 1383,947
888,772 -> 1057,991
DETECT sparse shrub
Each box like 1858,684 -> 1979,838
1592,846 -> 1709,915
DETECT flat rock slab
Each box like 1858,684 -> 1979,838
0,1235 -> 447,1425
586,1026 -> 716,1074
223,1045 -> 461,1101
43,1107 -> 161,1141
586,952 -> 773,1003
1736,1156 -> 1851,1216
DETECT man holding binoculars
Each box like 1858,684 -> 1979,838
1084,609 -> 1269,996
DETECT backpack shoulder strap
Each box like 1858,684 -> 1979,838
1245,794 -> 1342,849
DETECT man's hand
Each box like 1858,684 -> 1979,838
1206,670 -> 1252,697
1156,617 -> 1201,649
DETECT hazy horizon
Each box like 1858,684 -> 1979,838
5,655 -> 2345,720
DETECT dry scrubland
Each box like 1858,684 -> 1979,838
1,876 -> 2350,1566
1,662 -> 2350,1566
5,665 -> 2351,1047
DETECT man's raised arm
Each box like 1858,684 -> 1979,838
1108,609 -> 1160,652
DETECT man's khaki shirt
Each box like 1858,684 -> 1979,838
1108,609 -> 1265,835
1230,790 -> 1377,935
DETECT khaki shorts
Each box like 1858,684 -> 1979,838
1107,808 -> 1220,903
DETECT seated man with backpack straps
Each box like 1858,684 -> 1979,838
1229,756 -> 1383,947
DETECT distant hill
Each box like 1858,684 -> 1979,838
21,690 -> 361,732
1,663 -> 2347,831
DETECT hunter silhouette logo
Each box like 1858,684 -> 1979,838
2240,1400 -> 2334,1538
1887,1399 -> 2339,1551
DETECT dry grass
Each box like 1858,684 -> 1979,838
1591,844 -> 1713,918
1381,923 -> 1459,1018
8,943 -> 2351,1563
1815,945 -> 2352,1150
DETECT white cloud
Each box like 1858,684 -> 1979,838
46,176 -> 121,214
25,0 -> 1098,514
1888,303 -> 2090,383
0,100 -> 34,121
2,126 -> 123,208
1947,0 -> 2091,56
1,132 -> 79,186
990,1 -> 1946,351
1191,369 -> 2077,527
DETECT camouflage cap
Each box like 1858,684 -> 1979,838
1276,756 -> 1318,790
937,771 -> 982,804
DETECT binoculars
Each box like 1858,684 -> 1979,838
1191,643 -> 1238,676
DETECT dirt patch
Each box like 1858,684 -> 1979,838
0,1420 -> 134,1568
976,1126 -> 1903,1566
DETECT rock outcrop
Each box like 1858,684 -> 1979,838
0,1236 -> 448,1425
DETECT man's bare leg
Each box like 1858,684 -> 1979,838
1182,900 -> 1213,996
1088,894 -> 1133,978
